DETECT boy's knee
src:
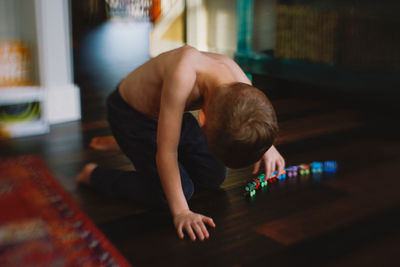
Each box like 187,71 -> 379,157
197,165 -> 227,189
182,178 -> 195,201
213,166 -> 227,187
159,181 -> 193,210
154,184 -> 193,210
179,163 -> 195,201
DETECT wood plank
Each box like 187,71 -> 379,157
272,97 -> 334,119
277,110 -> 364,144
255,158 -> 400,245
326,232 -> 400,267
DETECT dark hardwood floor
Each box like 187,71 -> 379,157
2,27 -> 400,266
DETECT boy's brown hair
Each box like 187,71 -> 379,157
203,82 -> 278,168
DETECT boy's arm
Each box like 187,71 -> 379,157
156,64 -> 215,241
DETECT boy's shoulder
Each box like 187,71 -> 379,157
159,45 -> 200,65
156,46 -> 201,82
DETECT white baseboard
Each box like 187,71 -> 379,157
44,84 -> 81,124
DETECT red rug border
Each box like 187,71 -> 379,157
0,155 -> 132,267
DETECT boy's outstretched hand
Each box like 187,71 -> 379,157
173,210 -> 215,241
252,145 -> 285,179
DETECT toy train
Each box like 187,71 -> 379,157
244,161 -> 337,197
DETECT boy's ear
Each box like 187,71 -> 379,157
198,109 -> 206,127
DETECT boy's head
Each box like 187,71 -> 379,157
200,82 -> 278,169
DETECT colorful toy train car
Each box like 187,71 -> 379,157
311,162 -> 323,173
286,166 -> 298,177
298,164 -> 310,175
244,161 -> 337,197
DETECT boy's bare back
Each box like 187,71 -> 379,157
119,45 -> 250,118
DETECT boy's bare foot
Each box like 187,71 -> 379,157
89,136 -> 121,151
76,163 -> 98,185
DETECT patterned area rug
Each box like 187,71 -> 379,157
0,156 -> 131,267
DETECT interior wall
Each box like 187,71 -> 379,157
150,0 -> 185,56
253,0 -> 276,52
0,0 -> 18,39
161,13 -> 184,42
0,0 -> 40,84
204,0 -> 277,57
205,0 -> 237,57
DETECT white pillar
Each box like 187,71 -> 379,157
186,0 -> 208,51
35,0 -> 81,124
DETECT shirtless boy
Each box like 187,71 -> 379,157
76,45 -> 285,241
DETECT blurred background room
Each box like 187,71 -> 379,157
1,0 -> 399,138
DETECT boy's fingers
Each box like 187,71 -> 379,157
192,223 -> 205,241
198,222 -> 210,239
263,158 -> 269,178
184,224 -> 196,241
276,160 -> 284,177
177,224 -> 184,239
252,161 -> 260,174
265,160 -> 273,178
281,157 -> 286,169
203,216 -> 216,228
